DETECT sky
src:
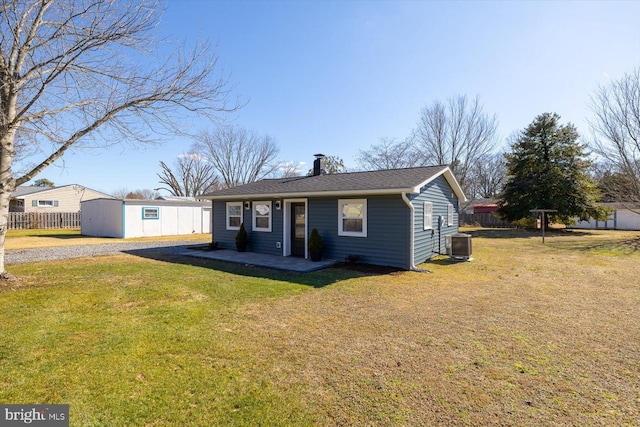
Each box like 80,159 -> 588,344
25,0 -> 640,196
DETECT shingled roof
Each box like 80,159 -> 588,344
200,165 -> 466,201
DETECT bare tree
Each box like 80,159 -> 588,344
588,68 -> 640,212
111,188 -> 158,199
466,152 -> 506,200
194,125 -> 279,188
278,160 -> 305,178
412,95 -> 499,192
356,137 -> 420,170
0,0 -> 238,277
157,153 -> 219,197
112,188 -> 131,199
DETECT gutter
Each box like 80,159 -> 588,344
402,192 -> 431,273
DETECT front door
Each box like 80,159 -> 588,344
291,203 -> 305,257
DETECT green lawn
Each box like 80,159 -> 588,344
1,228 -> 639,426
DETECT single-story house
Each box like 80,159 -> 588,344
568,203 -> 640,231
10,184 -> 114,213
200,159 -> 466,270
80,198 -> 212,238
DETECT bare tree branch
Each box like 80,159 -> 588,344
356,137 -> 420,170
0,0 -> 241,275
588,68 -> 640,212
157,153 -> 219,198
194,125 -> 280,188
412,95 -> 499,193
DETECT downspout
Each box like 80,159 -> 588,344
402,192 -> 431,273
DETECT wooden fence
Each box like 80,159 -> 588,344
459,212 -> 514,228
7,212 -> 80,229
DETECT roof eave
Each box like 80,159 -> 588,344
200,187 -> 417,200
411,166 -> 467,202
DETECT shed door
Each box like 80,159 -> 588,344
290,203 -> 306,257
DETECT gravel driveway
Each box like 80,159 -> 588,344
5,241 -> 198,265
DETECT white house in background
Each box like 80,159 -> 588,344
10,184 -> 114,213
569,203 -> 640,231
80,198 -> 212,238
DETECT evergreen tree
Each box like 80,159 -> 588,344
498,113 -> 607,226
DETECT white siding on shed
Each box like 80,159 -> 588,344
81,198 -> 211,238
81,199 -> 123,237
569,204 -> 640,231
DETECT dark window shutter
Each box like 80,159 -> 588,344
54,200 -> 59,207
32,200 -> 37,207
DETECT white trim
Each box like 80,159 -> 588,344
142,206 -> 160,220
252,200 -> 272,232
283,199 -> 308,258
36,200 -> 56,207
423,201 -> 433,230
411,167 -> 467,202
226,201 -> 243,230
338,199 -> 367,237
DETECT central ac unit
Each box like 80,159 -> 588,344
450,233 -> 472,261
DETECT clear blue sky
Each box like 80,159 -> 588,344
30,0 -> 640,196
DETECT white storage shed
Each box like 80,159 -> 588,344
81,198 -> 211,238
569,203 -> 640,231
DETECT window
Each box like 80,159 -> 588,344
34,200 -> 58,207
142,207 -> 159,219
338,199 -> 367,237
447,203 -> 454,226
226,202 -> 243,230
423,202 -> 433,230
252,201 -> 272,232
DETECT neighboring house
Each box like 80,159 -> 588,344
200,160 -> 466,270
80,198 -> 212,238
460,198 -> 499,214
568,203 -> 640,231
10,184 -> 114,213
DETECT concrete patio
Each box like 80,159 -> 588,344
179,248 -> 338,273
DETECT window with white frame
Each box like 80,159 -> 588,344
338,199 -> 367,237
252,201 -> 272,232
226,201 -> 243,230
34,200 -> 57,207
423,201 -> 433,230
142,207 -> 159,219
447,203 -> 454,226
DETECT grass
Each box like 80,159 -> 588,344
1,228 -> 639,425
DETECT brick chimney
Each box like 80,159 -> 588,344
313,153 -> 325,176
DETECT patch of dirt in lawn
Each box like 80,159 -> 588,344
0,272 -> 23,291
239,245 -> 640,426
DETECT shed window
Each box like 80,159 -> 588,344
423,202 -> 433,230
142,207 -> 159,219
226,202 -> 243,230
338,199 -> 367,237
253,201 -> 272,232
447,203 -> 454,226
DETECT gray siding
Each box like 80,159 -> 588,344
410,175 -> 460,265
308,195 -> 410,269
213,199 -> 283,255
